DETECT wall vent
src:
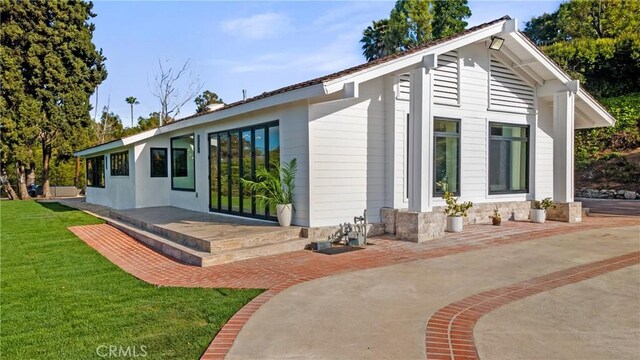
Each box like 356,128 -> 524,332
433,50 -> 459,105
490,54 -> 535,112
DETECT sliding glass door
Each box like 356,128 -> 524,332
209,121 -> 279,220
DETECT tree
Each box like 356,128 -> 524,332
360,0 -> 472,62
525,0 -> 640,45
150,59 -> 203,126
194,90 -> 224,114
125,96 -> 139,127
95,107 -> 125,144
432,0 -> 471,39
1,1 -> 107,199
361,19 -> 391,62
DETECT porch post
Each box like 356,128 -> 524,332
408,63 -> 434,212
552,91 -> 575,203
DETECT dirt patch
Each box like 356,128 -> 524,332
577,148 -> 640,192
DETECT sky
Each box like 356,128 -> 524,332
90,0 -> 561,126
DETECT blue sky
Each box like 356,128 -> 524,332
90,1 -> 561,125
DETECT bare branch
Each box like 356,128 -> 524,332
149,58 -> 204,126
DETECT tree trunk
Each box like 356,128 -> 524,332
74,156 -> 80,188
42,141 -> 52,199
17,163 -> 29,199
2,183 -> 18,200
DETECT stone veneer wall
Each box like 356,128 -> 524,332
381,201 -> 581,243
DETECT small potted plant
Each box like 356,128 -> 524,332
531,197 -> 555,223
241,158 -> 297,227
489,207 -> 501,226
443,191 -> 473,233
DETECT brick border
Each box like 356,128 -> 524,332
425,251 -> 640,360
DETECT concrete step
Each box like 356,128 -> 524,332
107,219 -> 210,267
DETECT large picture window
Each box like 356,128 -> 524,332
488,123 -> 529,194
433,119 -> 460,196
150,148 -> 168,177
86,156 -> 105,188
110,151 -> 129,176
209,121 -> 279,220
171,134 -> 195,191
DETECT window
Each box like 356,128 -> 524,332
150,148 -> 167,177
433,119 -> 460,196
209,121 -> 279,220
171,134 -> 195,191
488,123 -> 529,194
110,151 -> 129,176
86,156 -> 105,188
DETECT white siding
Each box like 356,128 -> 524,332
309,77 -> 386,226
85,147 -> 136,209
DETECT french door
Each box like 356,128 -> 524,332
209,121 -> 280,220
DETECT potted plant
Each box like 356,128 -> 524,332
489,207 -> 501,226
443,191 -> 473,233
531,197 -> 555,223
241,158 -> 297,227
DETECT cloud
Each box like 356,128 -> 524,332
221,13 -> 291,40
229,32 -> 363,75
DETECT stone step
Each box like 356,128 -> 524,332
109,209 -> 303,254
107,219 -> 210,267
202,237 -> 310,266
106,218 -> 309,267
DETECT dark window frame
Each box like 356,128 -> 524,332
150,147 -> 168,178
208,120 -> 279,221
86,155 -> 105,188
433,118 -> 461,197
170,133 -> 196,192
109,150 -> 129,176
488,122 -> 530,195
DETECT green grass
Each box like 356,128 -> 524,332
0,201 -> 262,359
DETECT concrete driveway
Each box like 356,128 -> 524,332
227,225 -> 640,360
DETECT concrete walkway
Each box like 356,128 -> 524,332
226,225 -> 640,360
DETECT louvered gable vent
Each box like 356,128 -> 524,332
397,73 -> 411,100
433,50 -> 459,105
490,54 -> 535,112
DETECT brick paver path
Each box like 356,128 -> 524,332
68,215 -> 639,360
425,251 -> 640,360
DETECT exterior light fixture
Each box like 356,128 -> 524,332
489,36 -> 505,51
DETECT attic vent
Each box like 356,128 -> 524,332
490,55 -> 535,112
397,73 -> 411,100
433,50 -> 459,105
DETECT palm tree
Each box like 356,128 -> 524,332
361,19 -> 390,62
125,96 -> 139,128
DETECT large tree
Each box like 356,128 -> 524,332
194,90 -> 224,114
1,1 -> 107,198
125,96 -> 139,127
150,58 -> 203,126
360,0 -> 471,62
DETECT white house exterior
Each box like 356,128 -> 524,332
76,17 -> 614,241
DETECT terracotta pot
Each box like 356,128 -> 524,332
492,217 -> 501,226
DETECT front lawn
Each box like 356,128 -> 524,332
0,201 -> 261,359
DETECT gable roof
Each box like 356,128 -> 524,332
76,15 -> 614,157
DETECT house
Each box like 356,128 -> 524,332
75,16 -> 614,242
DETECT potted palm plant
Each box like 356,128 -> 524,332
531,197 -> 555,223
443,191 -> 473,233
241,158 -> 297,227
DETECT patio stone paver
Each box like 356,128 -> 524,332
67,215 -> 640,359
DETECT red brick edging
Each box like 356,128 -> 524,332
425,251 -> 640,360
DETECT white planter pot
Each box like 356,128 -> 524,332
530,209 -> 546,223
446,216 -> 463,233
276,204 -> 292,227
